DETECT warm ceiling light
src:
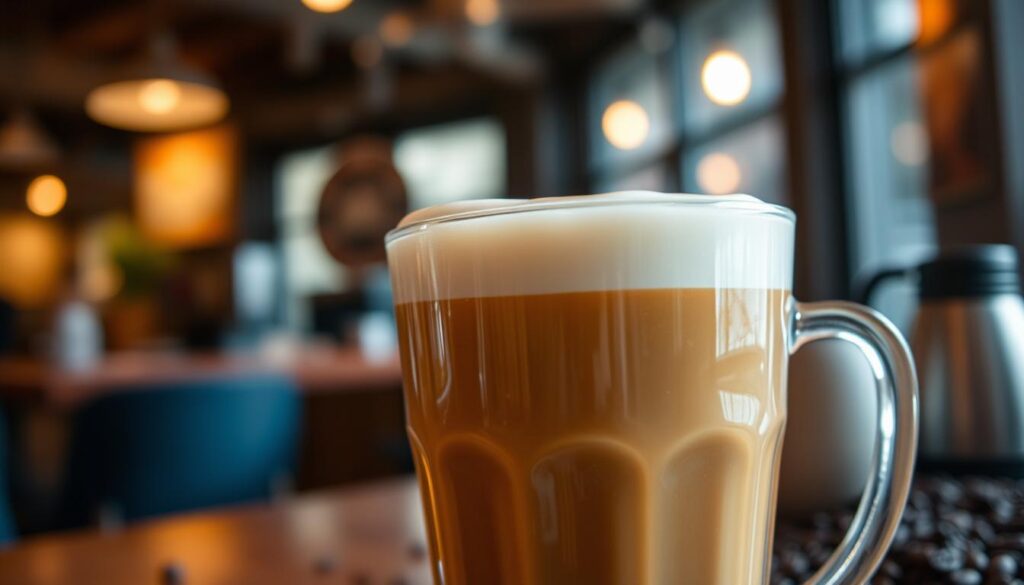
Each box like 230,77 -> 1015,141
87,78 -> 228,133
26,174 -> 67,217
380,12 -> 415,48
301,0 -> 354,13
890,121 -> 929,166
601,100 -> 650,150
466,0 -> 500,26
701,50 -> 752,107
137,79 -> 182,114
85,35 -> 229,132
696,152 -> 742,194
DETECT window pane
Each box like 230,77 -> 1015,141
846,55 -> 936,295
394,117 -> 507,209
275,145 -> 347,331
588,44 -> 673,171
277,145 -> 335,221
835,0 -> 919,64
679,0 -> 783,137
681,116 -> 787,205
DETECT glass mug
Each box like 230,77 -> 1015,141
386,193 -> 918,584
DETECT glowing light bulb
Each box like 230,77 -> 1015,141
701,50 -> 752,107
696,152 -> 742,195
26,174 -> 67,217
301,0 -> 354,13
466,0 -> 500,26
137,79 -> 182,115
601,100 -> 650,150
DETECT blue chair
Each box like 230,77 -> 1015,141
0,407 -> 16,544
58,373 -> 301,528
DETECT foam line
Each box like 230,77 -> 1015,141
387,192 -> 794,303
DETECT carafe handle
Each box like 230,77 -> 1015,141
853,268 -> 915,305
791,300 -> 919,585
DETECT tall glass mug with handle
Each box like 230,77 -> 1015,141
386,192 -> 918,585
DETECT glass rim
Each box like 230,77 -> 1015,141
385,192 -> 796,244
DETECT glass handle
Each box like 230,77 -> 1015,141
791,300 -> 919,585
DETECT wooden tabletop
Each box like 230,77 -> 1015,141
0,479 -> 431,585
0,344 -> 404,407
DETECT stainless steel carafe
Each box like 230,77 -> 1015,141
861,245 -> 1024,474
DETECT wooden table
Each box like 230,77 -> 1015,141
0,479 -> 431,585
0,345 -> 404,408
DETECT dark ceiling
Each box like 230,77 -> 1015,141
0,0 -> 645,215
0,0 -> 644,143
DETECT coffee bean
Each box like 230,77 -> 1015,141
773,476 -> 1024,585
990,553 -> 1018,577
975,519 -> 997,543
914,518 -> 937,540
880,559 -> 902,579
781,551 -> 810,577
890,524 -> 909,546
990,501 -> 1017,525
936,480 -> 967,505
941,519 -> 968,540
944,510 -> 976,533
967,478 -> 1003,502
950,568 -> 983,584
968,549 -> 989,571
907,539 -> 937,555
930,547 -> 966,573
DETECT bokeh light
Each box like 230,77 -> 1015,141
137,79 -> 182,115
0,214 -> 65,307
701,50 -> 752,107
917,0 -> 955,45
601,100 -> 650,150
696,152 -> 742,194
26,174 -> 67,217
466,0 -> 500,27
380,12 -> 415,48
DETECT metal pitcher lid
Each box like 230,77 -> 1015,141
920,244 -> 1020,299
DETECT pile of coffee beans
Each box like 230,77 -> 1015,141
772,476 -> 1024,584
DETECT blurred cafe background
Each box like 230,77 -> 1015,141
0,0 -> 1022,566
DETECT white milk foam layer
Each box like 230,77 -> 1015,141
386,192 -> 794,303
